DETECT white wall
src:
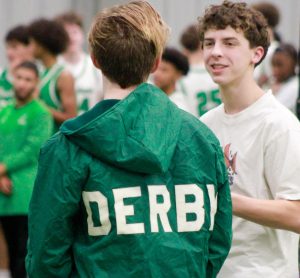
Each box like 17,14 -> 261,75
148,0 -> 300,50
0,0 -> 299,66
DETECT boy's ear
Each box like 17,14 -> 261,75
150,57 -> 161,73
252,46 -> 265,65
90,52 -> 101,69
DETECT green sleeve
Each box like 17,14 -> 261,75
2,111 -> 53,173
206,145 -> 232,278
26,134 -> 90,277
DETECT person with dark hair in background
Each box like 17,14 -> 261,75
179,24 -> 220,117
252,1 -> 281,89
271,43 -> 298,114
55,11 -> 103,115
153,47 -> 191,112
0,25 -> 33,109
0,61 -> 53,278
28,18 -> 77,131
26,1 -> 232,277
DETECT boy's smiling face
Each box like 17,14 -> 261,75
203,26 -> 264,87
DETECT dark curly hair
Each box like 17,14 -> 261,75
180,24 -> 200,52
162,47 -> 189,76
251,2 -> 280,28
28,18 -> 69,55
5,25 -> 30,45
198,0 -> 270,66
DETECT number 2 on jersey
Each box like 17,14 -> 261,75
197,89 -> 221,116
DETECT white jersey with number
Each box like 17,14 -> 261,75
201,92 -> 300,278
178,64 -> 220,117
59,53 -> 103,115
169,89 -> 191,113
272,76 -> 298,114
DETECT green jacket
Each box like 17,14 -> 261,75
0,99 -> 53,215
26,83 -> 232,277
0,69 -> 13,110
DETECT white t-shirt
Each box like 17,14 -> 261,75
178,64 -> 220,117
169,89 -> 191,113
272,76 -> 299,114
201,92 -> 300,278
59,53 -> 103,115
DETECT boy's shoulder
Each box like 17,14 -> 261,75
40,132 -> 91,167
179,108 -> 222,149
200,104 -> 223,126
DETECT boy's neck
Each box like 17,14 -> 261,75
41,53 -> 57,69
163,83 -> 176,96
103,76 -> 138,100
15,95 -> 34,108
220,75 -> 265,114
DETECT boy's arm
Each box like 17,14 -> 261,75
206,146 -> 232,278
26,135 -> 90,277
50,70 -> 77,124
231,194 -> 300,233
232,130 -> 300,233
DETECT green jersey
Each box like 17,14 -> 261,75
0,99 -> 53,215
26,83 -> 232,277
0,69 -> 14,110
39,62 -> 65,131
39,63 -> 64,110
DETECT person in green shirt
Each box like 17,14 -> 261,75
0,61 -> 53,278
26,2 -> 232,277
0,25 -> 33,110
28,18 -> 77,131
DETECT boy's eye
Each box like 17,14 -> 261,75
204,41 -> 214,47
225,40 -> 237,46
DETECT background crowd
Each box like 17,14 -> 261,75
0,1 -> 299,277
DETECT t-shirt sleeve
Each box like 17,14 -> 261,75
264,129 -> 300,200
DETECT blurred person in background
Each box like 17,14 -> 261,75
56,11 -> 103,115
28,18 -> 77,131
252,1 -> 281,89
0,24 -> 33,278
179,24 -> 220,117
0,25 -> 33,110
153,47 -> 191,112
0,61 -> 53,278
271,43 -> 298,114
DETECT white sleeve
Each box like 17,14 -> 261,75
264,129 -> 300,200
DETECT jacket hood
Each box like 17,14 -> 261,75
60,83 -> 182,174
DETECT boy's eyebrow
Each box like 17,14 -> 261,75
223,37 -> 239,41
203,37 -> 239,42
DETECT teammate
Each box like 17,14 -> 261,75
0,25 -> 33,109
26,1 -> 232,277
252,2 -> 281,89
56,11 -> 103,115
179,24 -> 220,117
152,47 -> 190,112
28,18 -> 77,131
0,61 -> 53,278
271,43 -> 298,114
199,1 -> 300,277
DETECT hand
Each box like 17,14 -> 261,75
0,176 -> 12,195
0,164 -> 7,176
